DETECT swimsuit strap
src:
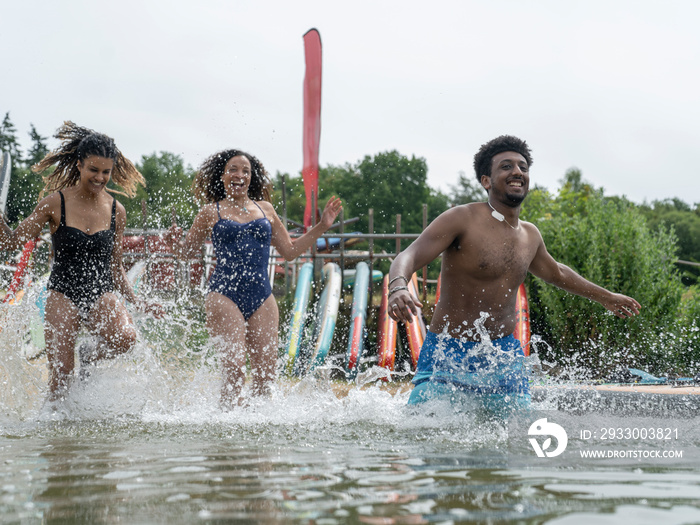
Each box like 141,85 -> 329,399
58,191 -> 66,227
216,201 -> 222,220
252,200 -> 266,219
110,198 -> 117,231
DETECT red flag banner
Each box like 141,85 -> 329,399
302,28 -> 322,229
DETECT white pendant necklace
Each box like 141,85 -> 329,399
488,201 -> 519,230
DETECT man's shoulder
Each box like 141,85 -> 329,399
423,203 -> 483,238
437,202 -> 488,226
520,219 -> 541,234
438,202 -> 482,218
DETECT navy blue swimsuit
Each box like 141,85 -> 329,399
47,191 -> 116,317
208,201 -> 272,320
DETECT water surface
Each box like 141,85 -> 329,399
1,301 -> 699,523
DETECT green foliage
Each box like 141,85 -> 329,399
5,165 -> 43,225
639,198 -> 700,285
272,150 -> 449,237
25,124 -> 49,167
0,112 -> 22,161
448,170 -> 487,205
121,152 -> 198,229
4,112 -> 699,376
270,151 -> 449,278
270,170 -> 313,229
1,114 -> 199,229
521,183 -> 700,375
0,113 -> 45,223
345,151 -> 431,236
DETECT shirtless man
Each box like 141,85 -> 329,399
388,135 -> 640,409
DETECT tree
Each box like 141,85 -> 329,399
558,167 -> 594,194
270,170 -> 314,231
0,113 -> 42,223
331,151 -> 432,237
269,152 -> 448,278
26,124 -> 49,167
448,170 -> 486,205
521,179 -> 700,376
0,112 -> 22,161
639,198 -> 700,285
121,152 -> 198,229
275,151 -> 446,238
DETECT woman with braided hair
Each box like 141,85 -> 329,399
0,121 -> 162,401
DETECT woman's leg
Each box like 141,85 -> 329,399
205,292 -> 247,408
44,291 -> 82,400
83,292 -> 138,364
246,295 -> 279,397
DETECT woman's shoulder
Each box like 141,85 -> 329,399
39,191 -> 62,205
36,191 -> 62,213
201,201 -> 218,216
109,193 -> 125,207
255,199 -> 276,217
195,202 -> 219,226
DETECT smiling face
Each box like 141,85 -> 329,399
77,156 -> 114,194
480,151 -> 529,206
222,155 -> 252,199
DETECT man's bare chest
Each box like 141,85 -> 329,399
444,232 -> 535,280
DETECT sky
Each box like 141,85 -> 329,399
2,0 -> 700,205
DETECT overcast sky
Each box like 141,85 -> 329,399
2,0 -> 699,205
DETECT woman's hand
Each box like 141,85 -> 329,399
136,298 -> 166,319
164,224 -> 185,259
164,224 -> 183,248
320,196 -> 343,230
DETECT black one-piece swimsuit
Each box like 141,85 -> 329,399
46,191 -> 116,318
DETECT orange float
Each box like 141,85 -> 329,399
513,283 -> 531,356
377,274 -> 398,374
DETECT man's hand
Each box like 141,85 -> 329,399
388,288 -> 424,323
601,293 -> 641,318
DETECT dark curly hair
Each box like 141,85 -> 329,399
192,149 -> 271,204
473,135 -> 533,183
33,121 -> 145,197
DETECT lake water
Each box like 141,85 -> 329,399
1,300 -> 699,523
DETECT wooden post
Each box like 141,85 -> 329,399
422,203 -> 428,302
311,188 -> 318,282
339,207 -> 345,284
368,208 -> 374,309
282,175 -> 290,296
141,200 -> 150,285
141,199 -> 148,230
368,208 -> 374,267
171,206 -> 179,291
395,214 -> 401,256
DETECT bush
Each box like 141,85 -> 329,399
522,187 -> 700,375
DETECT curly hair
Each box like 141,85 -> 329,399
473,135 -> 533,182
32,121 -> 145,198
192,149 -> 271,204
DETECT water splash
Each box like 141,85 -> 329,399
0,291 -> 46,420
0,290 -> 495,438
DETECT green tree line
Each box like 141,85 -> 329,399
521,169 -> 700,376
2,113 -> 699,375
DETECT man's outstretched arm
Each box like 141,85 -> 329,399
528,229 -> 641,319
